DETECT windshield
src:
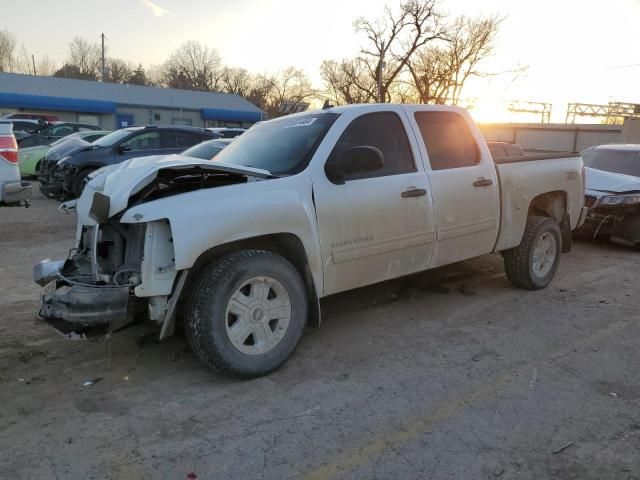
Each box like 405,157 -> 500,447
583,148 -> 640,177
182,141 -> 228,160
213,113 -> 339,175
92,128 -> 139,147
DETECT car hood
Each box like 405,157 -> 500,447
585,167 -> 640,196
76,154 -> 272,222
46,138 -> 94,161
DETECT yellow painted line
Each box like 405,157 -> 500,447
303,320 -> 629,480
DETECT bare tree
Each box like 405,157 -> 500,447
164,41 -> 223,91
221,67 -> 254,97
104,58 -> 135,83
64,37 -> 102,80
407,15 -> 502,104
257,67 -> 315,117
0,29 -> 17,72
319,58 -> 377,105
354,0 -> 445,102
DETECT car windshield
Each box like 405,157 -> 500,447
92,129 -> 140,147
583,148 -> 640,177
182,141 -> 227,160
213,113 -> 339,175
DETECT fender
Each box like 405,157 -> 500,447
120,170 -> 325,297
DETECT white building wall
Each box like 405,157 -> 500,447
479,123 -> 623,153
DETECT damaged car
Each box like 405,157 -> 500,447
34,104 -> 586,378
576,144 -> 640,249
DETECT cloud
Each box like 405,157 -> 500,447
140,0 -> 171,17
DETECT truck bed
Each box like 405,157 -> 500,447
493,152 -> 579,164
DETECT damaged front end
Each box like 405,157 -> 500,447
34,154 -> 272,337
579,192 -> 640,248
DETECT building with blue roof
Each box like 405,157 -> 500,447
0,72 -> 264,129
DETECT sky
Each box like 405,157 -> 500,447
4,0 -> 640,122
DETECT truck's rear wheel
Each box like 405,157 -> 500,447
185,250 -> 307,378
503,216 -> 561,290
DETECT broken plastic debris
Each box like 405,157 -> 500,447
123,375 -> 130,381
552,441 -> 575,454
82,377 -> 104,387
609,392 -> 618,398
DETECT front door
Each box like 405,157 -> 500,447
313,109 -> 436,296
408,108 -> 500,267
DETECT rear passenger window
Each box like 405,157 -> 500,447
176,130 -> 204,148
414,112 -> 479,170
329,112 -> 415,180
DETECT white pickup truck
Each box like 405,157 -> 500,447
35,104 -> 587,377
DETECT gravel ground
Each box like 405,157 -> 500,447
0,185 -> 638,480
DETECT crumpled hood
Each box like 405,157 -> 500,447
77,154 -> 271,223
46,137 -> 93,161
585,167 -> 640,196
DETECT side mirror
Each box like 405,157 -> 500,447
118,145 -> 132,154
325,146 -> 384,184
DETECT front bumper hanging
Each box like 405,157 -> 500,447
35,260 -> 131,331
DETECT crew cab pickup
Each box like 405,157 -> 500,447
34,105 -> 587,377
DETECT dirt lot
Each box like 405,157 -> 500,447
1,185 -> 639,480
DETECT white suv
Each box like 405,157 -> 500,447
0,120 -> 31,206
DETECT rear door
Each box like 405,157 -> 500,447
407,108 -> 500,268
176,130 -> 207,153
312,107 -> 436,295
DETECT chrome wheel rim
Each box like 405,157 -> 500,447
532,232 -> 557,278
225,275 -> 292,355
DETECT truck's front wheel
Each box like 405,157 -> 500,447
185,250 -> 307,378
503,216 -> 562,290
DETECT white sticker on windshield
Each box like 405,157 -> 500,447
283,118 -> 317,128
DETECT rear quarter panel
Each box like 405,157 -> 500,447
494,156 -> 584,251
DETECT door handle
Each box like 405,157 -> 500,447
401,187 -> 427,198
473,178 -> 493,187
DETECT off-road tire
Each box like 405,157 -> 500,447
185,250 -> 308,378
71,168 -> 93,198
503,216 -> 562,290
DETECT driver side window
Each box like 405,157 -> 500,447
328,112 -> 415,181
121,131 -> 161,151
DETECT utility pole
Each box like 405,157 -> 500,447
377,51 -> 386,103
101,33 -> 106,81
31,54 -> 36,76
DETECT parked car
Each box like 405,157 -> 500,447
35,104 -> 586,377
8,119 -> 48,141
1,112 -> 58,122
39,125 -> 216,198
487,141 -> 526,159
19,130 -> 110,177
575,144 -> 640,248
181,138 -> 233,160
0,121 -> 31,206
18,122 -> 102,148
207,127 -> 246,138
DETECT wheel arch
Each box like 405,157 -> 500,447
527,190 -> 572,252
182,233 -> 321,327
